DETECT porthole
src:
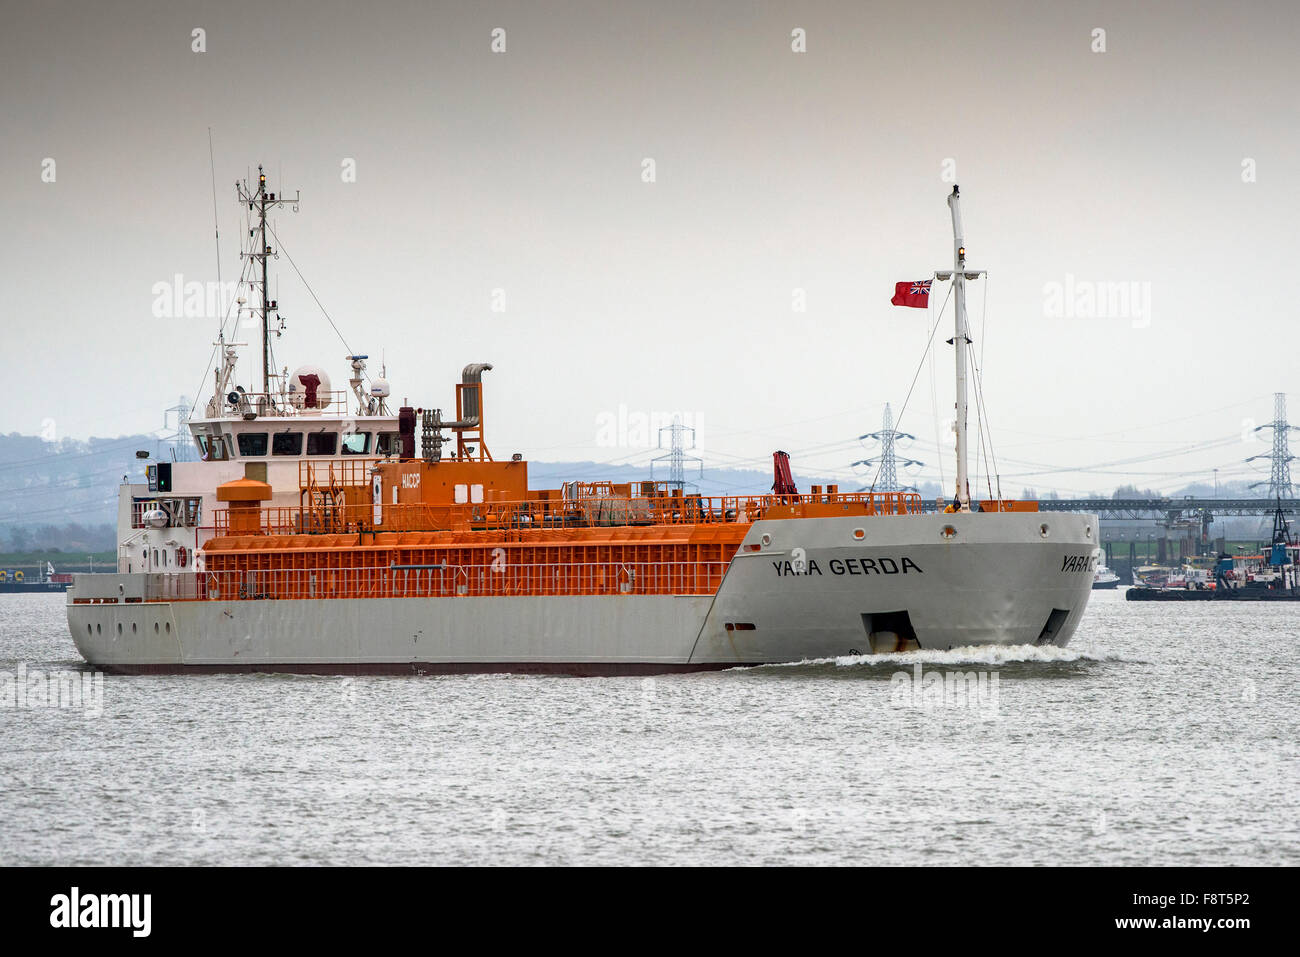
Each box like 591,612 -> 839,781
852,528 -> 866,541
1039,523 -> 1050,539
941,525 -> 957,540
760,533 -> 772,547
1085,525 -> 1093,538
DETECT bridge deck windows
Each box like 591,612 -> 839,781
272,431 -> 303,456
237,432 -> 269,457
341,432 -> 371,455
307,432 -> 338,456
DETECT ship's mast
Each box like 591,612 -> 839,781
236,166 -> 299,398
941,185 -> 982,511
259,170 -> 269,396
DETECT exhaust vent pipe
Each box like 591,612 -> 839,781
457,363 -> 493,423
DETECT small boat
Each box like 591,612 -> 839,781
1092,562 -> 1121,589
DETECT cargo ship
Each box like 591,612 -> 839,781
67,173 -> 1098,674
1,563 -> 74,594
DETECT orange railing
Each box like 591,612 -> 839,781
140,561 -> 731,602
212,490 -> 923,536
298,458 -> 386,492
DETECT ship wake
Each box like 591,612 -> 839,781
753,642 -> 1130,671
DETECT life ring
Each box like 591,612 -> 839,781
14,570 -> 24,582
177,546 -> 188,568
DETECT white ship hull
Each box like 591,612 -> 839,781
67,512 -> 1098,674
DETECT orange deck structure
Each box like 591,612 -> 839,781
146,370 -> 941,603
187,455 -> 928,602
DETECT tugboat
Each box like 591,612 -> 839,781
67,178 -> 1098,674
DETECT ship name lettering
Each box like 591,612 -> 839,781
807,557 -> 922,576
772,559 -> 822,576
1061,554 -> 1096,572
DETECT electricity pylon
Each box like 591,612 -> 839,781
1248,392 -> 1296,498
852,403 -> 923,493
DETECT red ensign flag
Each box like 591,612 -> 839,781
891,279 -> 932,308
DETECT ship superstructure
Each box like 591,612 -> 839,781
117,167 -> 399,578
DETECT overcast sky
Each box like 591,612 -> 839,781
3,0 -> 1297,495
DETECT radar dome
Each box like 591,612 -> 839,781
370,377 -> 391,398
288,366 -> 332,411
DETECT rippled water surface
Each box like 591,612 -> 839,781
1,591 -> 1296,865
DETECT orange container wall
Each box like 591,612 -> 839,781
977,500 -> 1040,513
197,524 -> 747,601
381,460 -> 530,508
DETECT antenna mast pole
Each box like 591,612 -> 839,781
236,165 -> 299,397
206,129 -> 223,327
946,185 -> 972,511
260,169 -> 270,395
259,169 -> 270,396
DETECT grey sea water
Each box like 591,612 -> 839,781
0,591 -> 1295,866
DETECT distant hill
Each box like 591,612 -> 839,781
0,431 -> 176,550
